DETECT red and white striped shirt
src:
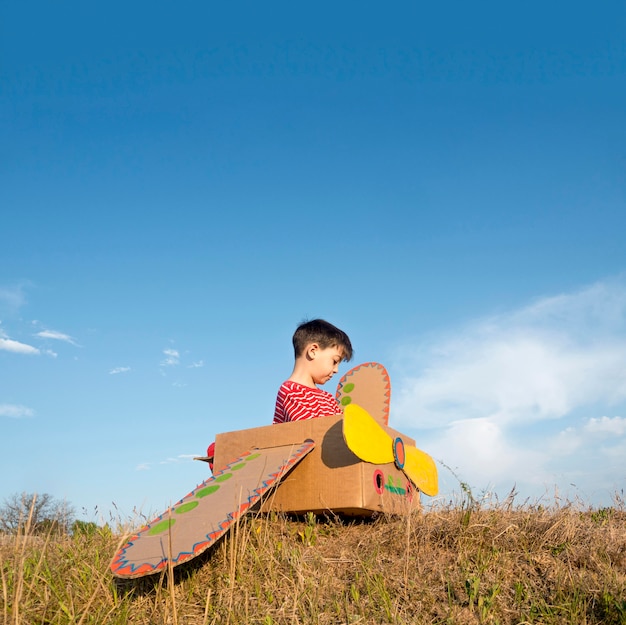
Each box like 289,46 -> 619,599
273,381 -> 342,424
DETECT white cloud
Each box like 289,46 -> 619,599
0,326 -> 67,356
188,360 -> 204,368
552,426 -> 583,456
394,278 -> 626,429
0,404 -> 35,418
35,329 -> 78,345
423,418 -> 549,490
136,454 -> 194,471
0,337 -> 40,355
391,277 -> 626,505
161,348 -> 180,367
584,416 -> 626,436
160,455 -> 195,465
109,366 -> 131,375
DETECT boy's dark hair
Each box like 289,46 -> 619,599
292,319 -> 353,361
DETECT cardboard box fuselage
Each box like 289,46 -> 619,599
213,414 -> 420,516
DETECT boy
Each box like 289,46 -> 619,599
205,319 -> 352,469
273,319 -> 353,424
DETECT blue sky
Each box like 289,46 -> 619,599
2,1 -> 625,523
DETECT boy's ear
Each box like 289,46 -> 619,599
306,343 -> 319,360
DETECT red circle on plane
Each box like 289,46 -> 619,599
373,470 -> 385,495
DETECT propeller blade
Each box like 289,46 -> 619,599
343,403 -> 394,464
404,445 -> 439,496
344,403 -> 439,497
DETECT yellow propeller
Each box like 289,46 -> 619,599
343,403 -> 439,496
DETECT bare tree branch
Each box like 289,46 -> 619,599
0,492 -> 74,535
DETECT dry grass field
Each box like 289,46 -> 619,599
1,496 -> 625,624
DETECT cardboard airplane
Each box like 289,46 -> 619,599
110,362 -> 438,579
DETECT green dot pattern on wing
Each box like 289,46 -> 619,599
175,501 -> 199,514
340,382 -> 355,406
194,453 -> 259,500
148,519 -> 175,536
215,472 -> 233,483
196,484 -> 220,498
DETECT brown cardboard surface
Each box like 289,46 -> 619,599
213,415 -> 420,516
336,362 -> 391,425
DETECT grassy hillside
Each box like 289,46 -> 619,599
1,500 -> 625,624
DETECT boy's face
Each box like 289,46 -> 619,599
307,344 -> 344,386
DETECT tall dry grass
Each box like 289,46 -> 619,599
1,496 -> 625,624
